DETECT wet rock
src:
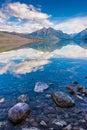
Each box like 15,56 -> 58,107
45,94 -> 51,98
75,95 -> 85,102
73,127 -> 85,130
0,121 -> 7,127
85,76 -> 87,78
48,83 -> 54,86
47,114 -> 56,119
29,118 -> 35,124
72,81 -> 78,85
52,119 -> 67,127
0,98 -> 5,103
44,107 -> 55,114
49,128 -> 54,130
34,82 -> 49,93
31,122 -> 38,127
79,88 -> 87,96
63,124 -> 72,130
22,127 -> 40,130
18,94 -> 29,103
66,85 -> 77,94
36,115 -> 49,123
8,103 -> 30,123
72,109 -> 82,114
48,107 -> 55,113
84,114 -> 87,121
79,119 -> 86,123
40,120 -> 47,126
52,91 -> 75,108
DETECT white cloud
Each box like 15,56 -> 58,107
0,21 -> 42,33
54,17 -> 87,34
0,10 -> 7,23
0,2 -> 53,33
7,2 -> 52,26
0,2 -> 87,33
0,10 -> 6,19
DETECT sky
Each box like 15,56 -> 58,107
0,0 -> 87,34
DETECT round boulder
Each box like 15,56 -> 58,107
18,94 -> 29,103
8,103 -> 30,123
52,91 -> 75,108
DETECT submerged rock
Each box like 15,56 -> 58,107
52,91 -> 75,108
63,124 -> 72,130
72,81 -> 78,85
85,76 -> 87,78
18,94 -> 29,103
66,83 -> 87,97
22,127 -> 40,130
75,94 -> 85,102
34,82 -> 49,93
8,103 -> 30,123
66,85 -> 78,95
0,98 -> 5,103
45,94 -> 51,98
40,120 -> 47,126
79,88 -> 87,96
52,119 -> 67,127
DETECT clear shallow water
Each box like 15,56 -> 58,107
0,40 -> 87,129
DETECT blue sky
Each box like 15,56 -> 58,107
0,0 -> 87,33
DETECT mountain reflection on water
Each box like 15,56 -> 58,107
0,40 -> 87,75
0,40 -> 87,130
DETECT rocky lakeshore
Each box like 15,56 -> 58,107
0,81 -> 87,130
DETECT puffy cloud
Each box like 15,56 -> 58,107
0,21 -> 42,33
54,17 -> 87,34
0,2 -> 87,33
5,2 -> 53,27
0,10 -> 6,19
7,2 -> 49,20
0,2 -> 53,33
0,10 -> 7,23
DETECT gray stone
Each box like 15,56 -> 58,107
45,94 -> 51,98
52,119 -> 67,127
52,91 -> 75,108
22,128 -> 40,130
0,98 -> 5,103
8,103 -> 30,123
75,95 -> 85,102
79,88 -> 87,96
34,82 -> 49,93
63,124 -> 72,130
18,94 -> 29,103
40,120 -> 47,126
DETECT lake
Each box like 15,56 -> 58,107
0,40 -> 87,130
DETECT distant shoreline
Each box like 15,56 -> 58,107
0,32 -> 42,52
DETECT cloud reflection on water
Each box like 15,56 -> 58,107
0,43 -> 87,75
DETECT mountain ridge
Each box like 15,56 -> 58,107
28,27 -> 72,40
74,28 -> 87,40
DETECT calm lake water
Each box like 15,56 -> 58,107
0,40 -> 87,129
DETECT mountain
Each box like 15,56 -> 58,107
28,27 -> 72,40
74,28 -> 87,40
